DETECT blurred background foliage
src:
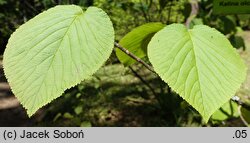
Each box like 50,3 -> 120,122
0,0 -> 250,126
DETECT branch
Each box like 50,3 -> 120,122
129,66 -> 157,97
114,42 -> 156,74
185,0 -> 199,28
114,42 -> 172,95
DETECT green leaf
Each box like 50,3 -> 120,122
3,5 -> 114,116
116,22 -> 165,66
148,24 -> 247,122
211,100 -> 239,122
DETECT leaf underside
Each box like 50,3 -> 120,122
3,5 -> 114,116
148,24 -> 247,122
116,22 -> 165,66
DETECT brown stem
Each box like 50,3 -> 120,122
114,42 -> 171,94
185,0 -> 199,28
114,42 -> 156,74
129,66 -> 157,97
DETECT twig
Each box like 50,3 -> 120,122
185,0 -> 199,28
114,42 -> 156,74
114,42 -> 171,94
129,66 -> 157,97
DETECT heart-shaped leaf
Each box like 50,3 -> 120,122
3,5 -> 114,116
148,24 -> 247,122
